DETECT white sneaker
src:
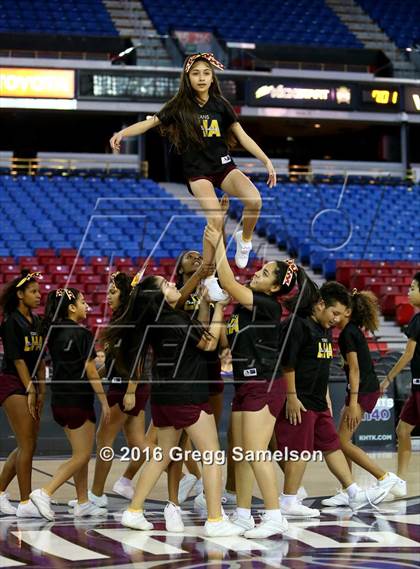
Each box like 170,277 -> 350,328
230,512 -> 255,532
178,474 -> 198,504
29,489 -> 55,521
348,486 -> 388,511
16,501 -> 42,518
73,501 -> 108,517
321,490 -> 349,507
164,502 -> 184,532
235,231 -> 252,269
113,478 -> 134,501
194,478 -> 204,496
297,486 -> 308,503
68,498 -> 77,508
88,490 -> 108,507
377,473 -> 407,499
121,509 -> 153,530
0,492 -> 17,515
205,518 -> 244,537
194,491 -> 207,511
203,277 -> 229,302
281,502 -> 320,518
244,513 -> 288,538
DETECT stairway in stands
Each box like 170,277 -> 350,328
103,0 -> 172,66
326,0 -> 418,78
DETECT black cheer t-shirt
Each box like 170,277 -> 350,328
281,315 -> 333,412
48,319 -> 97,408
338,322 -> 379,395
405,313 -> 420,391
1,310 -> 43,378
157,95 -> 238,178
226,291 -> 282,385
146,311 -> 209,405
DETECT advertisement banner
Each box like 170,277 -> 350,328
0,68 -> 75,99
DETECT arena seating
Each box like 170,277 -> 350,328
229,180 -> 419,274
142,0 -> 362,47
0,173 -> 417,335
0,0 -> 118,36
229,180 -> 419,325
0,174 -> 247,261
356,0 -> 420,49
336,260 -> 418,325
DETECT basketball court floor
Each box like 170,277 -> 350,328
0,452 -> 418,569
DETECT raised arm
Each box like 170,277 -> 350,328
110,115 -> 161,153
204,225 -> 253,309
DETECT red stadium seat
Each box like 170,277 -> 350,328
18,257 -> 39,266
114,257 -> 135,268
36,248 -> 55,257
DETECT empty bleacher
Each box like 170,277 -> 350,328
0,0 -> 118,36
142,0 -> 362,48
356,0 -> 420,49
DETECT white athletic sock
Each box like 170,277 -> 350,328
345,483 -> 360,498
119,476 -> 132,486
265,508 -> 283,520
281,493 -> 298,508
236,507 -> 251,519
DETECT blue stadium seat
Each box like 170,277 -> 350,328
142,0 -> 362,48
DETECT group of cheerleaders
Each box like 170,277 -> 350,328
0,52 -> 419,539
0,235 -> 418,539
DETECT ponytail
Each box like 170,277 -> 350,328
283,267 -> 320,317
110,272 -> 132,321
350,289 -> 380,332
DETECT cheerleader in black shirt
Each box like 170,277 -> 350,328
30,288 -> 110,521
110,52 -> 276,277
0,271 -> 45,518
205,225 -> 296,538
102,275 -> 242,537
277,281 -> 390,517
381,271 -> 420,492
322,289 -> 404,508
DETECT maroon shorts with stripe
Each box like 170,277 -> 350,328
107,382 -> 150,417
400,391 -> 420,427
51,405 -> 96,430
187,164 -> 237,195
345,390 -> 380,413
232,378 -> 287,418
151,401 -> 213,430
276,408 -> 341,454
0,373 -> 27,406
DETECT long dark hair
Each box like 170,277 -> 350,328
350,290 -> 380,332
41,288 -> 80,337
158,57 -> 236,152
110,272 -> 132,320
101,275 -> 210,378
0,270 -> 40,316
282,265 -> 320,318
